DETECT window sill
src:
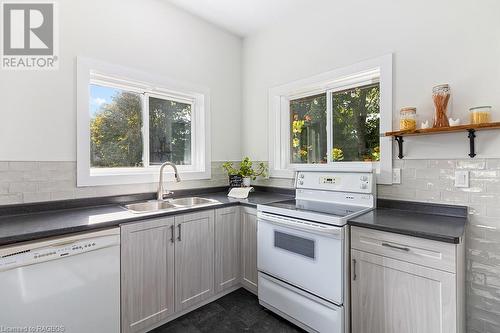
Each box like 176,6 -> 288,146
77,168 -> 211,187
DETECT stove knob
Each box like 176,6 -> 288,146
360,175 -> 368,181
299,180 -> 304,185
360,183 -> 368,189
299,173 -> 305,179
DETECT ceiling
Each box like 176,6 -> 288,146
165,0 -> 311,37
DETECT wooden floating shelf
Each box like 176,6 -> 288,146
384,122 -> 500,159
385,122 -> 500,137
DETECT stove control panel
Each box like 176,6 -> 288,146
296,171 -> 374,194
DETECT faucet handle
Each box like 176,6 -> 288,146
162,191 -> 175,200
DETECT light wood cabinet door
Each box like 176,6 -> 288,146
240,206 -> 258,293
215,206 -> 241,292
174,210 -> 215,311
121,217 -> 175,333
351,249 -> 456,333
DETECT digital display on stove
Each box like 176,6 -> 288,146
320,176 -> 338,184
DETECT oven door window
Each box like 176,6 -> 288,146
274,231 -> 315,259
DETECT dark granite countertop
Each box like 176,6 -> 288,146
0,190 -> 292,247
348,199 -> 468,244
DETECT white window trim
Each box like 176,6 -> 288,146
77,57 -> 211,187
268,54 -> 393,184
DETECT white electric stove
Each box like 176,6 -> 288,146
257,170 -> 375,333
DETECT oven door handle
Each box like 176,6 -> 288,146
258,212 -> 343,239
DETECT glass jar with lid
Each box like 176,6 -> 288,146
432,84 -> 450,128
400,107 -> 417,130
469,106 -> 492,124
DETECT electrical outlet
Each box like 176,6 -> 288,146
455,170 -> 469,188
392,168 -> 401,184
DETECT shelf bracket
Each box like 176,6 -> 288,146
468,129 -> 476,158
395,136 -> 404,159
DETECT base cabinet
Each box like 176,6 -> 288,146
350,227 -> 464,333
121,217 -> 175,333
351,249 -> 456,333
241,206 -> 258,293
121,206 -> 259,333
215,206 -> 241,292
174,211 -> 215,311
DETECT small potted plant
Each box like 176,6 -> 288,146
222,161 -> 243,187
239,157 -> 267,187
222,157 -> 268,187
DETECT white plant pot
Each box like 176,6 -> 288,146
242,177 -> 251,187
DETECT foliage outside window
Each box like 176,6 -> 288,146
331,83 -> 380,162
89,84 -> 193,169
289,83 -> 380,164
290,93 -> 327,164
149,97 -> 192,166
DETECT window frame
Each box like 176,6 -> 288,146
77,57 -> 211,187
268,54 -> 393,184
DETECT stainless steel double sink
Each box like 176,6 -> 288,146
124,197 -> 220,214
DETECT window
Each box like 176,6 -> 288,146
269,55 -> 392,183
148,96 -> 192,166
90,84 -> 143,168
290,93 -> 327,164
331,83 -> 380,162
77,58 -> 210,186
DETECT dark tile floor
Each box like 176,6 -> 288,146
151,288 -> 305,333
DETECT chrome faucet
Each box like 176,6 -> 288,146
157,162 -> 181,200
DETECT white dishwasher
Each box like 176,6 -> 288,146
0,228 -> 120,333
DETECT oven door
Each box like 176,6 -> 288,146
257,211 -> 344,305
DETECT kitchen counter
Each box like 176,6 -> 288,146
0,189 -> 292,247
348,199 -> 468,244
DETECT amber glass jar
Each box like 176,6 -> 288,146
469,106 -> 492,124
432,84 -> 450,128
400,107 -> 417,130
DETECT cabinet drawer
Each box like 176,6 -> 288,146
351,226 -> 456,273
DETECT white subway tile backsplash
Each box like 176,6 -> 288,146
456,160 -> 486,170
9,182 -> 37,193
0,171 -> 24,182
8,161 -> 39,171
470,170 -> 498,179
441,190 -> 470,203
415,168 -> 440,179
0,161 -> 228,205
38,181 -> 75,193
404,159 -> 429,168
415,189 -> 441,201
486,159 -> 500,170
470,193 -> 497,205
428,160 -> 456,169
0,162 -> 8,171
23,192 -> 51,203
22,170 -> 51,182
0,194 -> 23,205
38,161 -> 75,171
486,183 -> 500,194
50,191 -> 76,201
401,168 -> 416,179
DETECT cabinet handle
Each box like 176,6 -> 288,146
352,259 -> 357,281
382,242 -> 410,252
177,224 -> 182,241
170,225 -> 175,243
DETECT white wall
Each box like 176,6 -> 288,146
242,0 -> 500,161
0,0 -> 242,162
